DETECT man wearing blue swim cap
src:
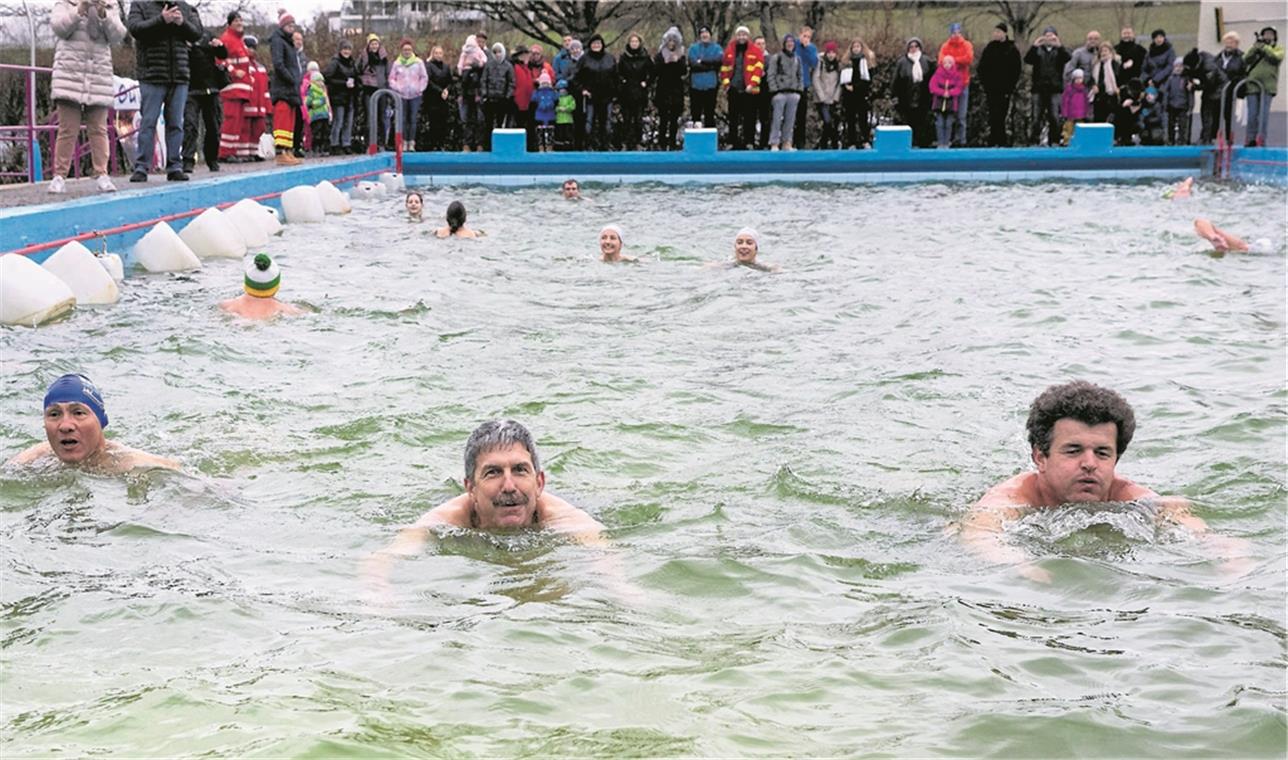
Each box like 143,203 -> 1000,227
8,374 -> 179,473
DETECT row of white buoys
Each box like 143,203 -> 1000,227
316,180 -> 352,215
1,254 -> 76,326
180,207 -> 246,259
135,221 -> 201,273
42,241 -> 120,304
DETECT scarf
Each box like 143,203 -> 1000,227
851,53 -> 870,81
1094,57 -> 1118,95
909,50 -> 923,83
396,52 -> 420,67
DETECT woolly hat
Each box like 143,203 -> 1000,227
310,70 -> 324,83
823,40 -> 838,54
1043,25 -> 1057,35
278,9 -> 295,28
556,78 -> 568,89
339,39 -> 352,51
1151,29 -> 1166,39
538,72 -> 552,86
307,60 -> 320,73
995,22 -> 1008,34
366,33 -> 380,43
244,34 -> 258,48
244,253 -> 281,298
44,374 -> 108,430
698,25 -> 711,36
492,42 -> 505,58
949,22 -> 962,34
1072,68 -> 1085,79
735,25 -> 751,37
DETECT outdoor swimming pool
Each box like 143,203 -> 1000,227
2,180 -> 1285,755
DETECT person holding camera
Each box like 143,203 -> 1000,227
126,0 -> 203,182
183,26 -> 228,173
1243,26 -> 1284,147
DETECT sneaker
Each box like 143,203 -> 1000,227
166,171 -> 189,181
129,170 -> 147,182
48,175 -> 66,194
95,174 -> 116,192
276,152 -> 301,166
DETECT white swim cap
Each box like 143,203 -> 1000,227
735,227 -> 759,248
1252,238 -> 1273,254
601,224 -> 623,243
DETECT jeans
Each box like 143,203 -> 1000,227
400,96 -> 421,145
793,89 -> 810,147
1030,92 -> 1061,145
769,92 -> 800,146
458,98 -> 482,148
183,91 -> 222,168
1245,92 -> 1274,145
815,102 -> 839,148
952,83 -> 969,145
330,103 -> 354,148
934,110 -> 957,148
136,81 -> 188,173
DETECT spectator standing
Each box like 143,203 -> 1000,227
1065,31 -> 1101,83
1089,42 -> 1123,124
357,34 -> 390,148
126,0 -> 202,182
182,27 -> 227,173
977,22 -> 1021,146
841,39 -> 874,148
218,11 -> 251,161
765,33 -> 803,150
1162,58 -> 1192,144
424,45 -> 454,151
1137,85 -> 1164,144
553,35 -> 575,83
938,22 -> 974,146
532,73 -> 557,152
1243,26 -> 1284,147
1115,27 -> 1147,82
1206,32 -> 1246,143
563,39 -> 587,149
480,42 -> 514,149
323,40 -> 358,154
291,31 -> 308,156
812,41 -> 842,149
555,78 -> 575,149
457,35 -> 486,152
617,33 -> 652,150
48,0 -> 127,194
304,71 -> 331,154
388,39 -> 427,150
242,35 -> 270,160
929,54 -> 965,148
1059,68 -> 1089,144
754,35 -> 772,148
510,46 -> 534,147
1024,26 -> 1070,145
794,26 -> 818,147
893,37 -> 935,148
653,26 -> 687,150
719,25 -> 764,150
688,26 -> 722,128
575,34 -> 617,151
1141,29 -> 1176,88
522,45 -> 555,150
268,10 -> 302,165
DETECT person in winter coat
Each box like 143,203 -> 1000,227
388,39 -> 428,150
929,54 -> 965,148
1059,68 -> 1089,145
765,33 -> 804,150
304,71 -> 331,155
653,26 -> 687,150
1243,26 -> 1284,147
811,41 -> 842,149
553,35 -> 576,84
182,27 -> 227,173
268,11 -> 301,164
555,78 -> 575,149
561,38 -> 588,148
1195,32 -> 1245,143
1115,27 -> 1147,82
519,45 -> 555,151
720,25 -> 765,150
1088,42 -> 1124,124
938,22 -> 974,146
574,33 -> 617,150
1141,29 -> 1176,88
617,33 -> 653,150
423,45 -> 454,151
893,37 -> 936,148
794,26 -> 818,148
1024,26 -> 1070,145
1064,30 -> 1101,84
1116,78 -> 1143,145
323,40 -> 358,154
688,26 -> 723,128
357,34 -> 390,148
531,72 -> 558,152
242,35 -> 270,160
48,0 -> 127,193
841,38 -> 875,148
457,34 -> 486,151
509,47 -> 535,148
977,22 -> 1022,146
1161,58 -> 1192,144
480,42 -> 514,150
291,32 -> 309,155
1137,84 -> 1165,144
218,12 -> 254,161
126,0 -> 202,181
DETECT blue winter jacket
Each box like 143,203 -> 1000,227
688,40 -> 723,91
532,86 -> 558,123
798,42 -> 818,89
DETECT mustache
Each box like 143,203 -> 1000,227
494,491 -> 529,507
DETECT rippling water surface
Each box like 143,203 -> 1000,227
2,181 -> 1285,756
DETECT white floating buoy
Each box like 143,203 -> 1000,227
350,182 -> 377,200
261,205 -> 283,236
133,221 -> 201,273
316,180 -> 352,214
370,181 -> 388,197
179,207 -> 246,259
378,172 -> 404,193
0,254 -> 76,326
280,185 -> 325,223
223,199 -> 270,248
98,253 -> 124,283
41,241 -> 119,305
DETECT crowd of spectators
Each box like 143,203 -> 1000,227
45,1 -> 1286,193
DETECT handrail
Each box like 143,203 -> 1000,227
1214,79 -> 1265,178
1218,79 -> 1264,146
366,87 -> 404,174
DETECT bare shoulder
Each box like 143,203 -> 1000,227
537,492 -> 605,541
413,493 -> 472,529
974,472 -> 1037,510
120,448 -> 182,472
8,442 -> 52,466
1110,477 -> 1158,502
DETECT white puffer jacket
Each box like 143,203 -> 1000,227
51,0 -> 127,107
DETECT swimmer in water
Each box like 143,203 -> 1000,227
405,190 -> 424,222
599,224 -> 636,262
434,200 -> 482,238
220,253 -> 305,319
961,380 -> 1250,581
7,374 -> 180,474
1164,176 -> 1194,199
1193,217 -> 1249,252
561,178 -> 582,200
708,227 -> 780,272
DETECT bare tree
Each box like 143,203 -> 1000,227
981,1 -> 1070,48
803,0 -> 825,38
666,0 -> 748,45
441,0 -> 645,48
757,0 -> 778,45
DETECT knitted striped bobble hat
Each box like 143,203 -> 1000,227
244,253 -> 281,298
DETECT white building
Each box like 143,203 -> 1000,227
332,0 -> 484,37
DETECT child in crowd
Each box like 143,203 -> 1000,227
1060,68 -> 1089,145
1138,85 -> 1165,145
532,73 -> 558,152
305,71 -> 332,156
554,79 -> 576,151
1162,58 -> 1192,145
929,54 -> 965,149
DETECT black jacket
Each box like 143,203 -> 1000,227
425,58 -> 454,106
574,36 -> 617,100
323,53 -> 358,108
127,1 -> 202,84
652,50 -> 688,108
892,54 -> 935,113
977,39 -> 1022,95
1024,43 -> 1071,94
480,55 -> 513,100
187,29 -> 229,94
617,45 -> 652,105
269,25 -> 301,105
1115,40 -> 1147,80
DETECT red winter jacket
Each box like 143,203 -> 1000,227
938,35 -> 975,86
514,60 -> 554,110
719,41 -> 765,94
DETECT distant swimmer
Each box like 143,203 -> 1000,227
434,200 -> 482,239
561,178 -> 582,200
405,190 -> 424,222
961,380 -> 1250,581
599,224 -> 636,262
1193,218 -> 1250,252
220,253 -> 304,319
8,374 -> 179,473
708,227 -> 780,272
1164,176 -> 1193,199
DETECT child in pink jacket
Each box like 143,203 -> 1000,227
929,55 -> 965,148
1060,68 -> 1090,145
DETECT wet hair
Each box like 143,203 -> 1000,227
464,420 -> 540,481
1026,381 -> 1137,459
446,200 -> 466,233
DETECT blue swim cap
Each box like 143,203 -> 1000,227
43,374 -> 108,429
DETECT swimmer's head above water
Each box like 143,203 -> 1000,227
405,190 -> 423,220
463,419 -> 544,529
734,227 -> 759,264
599,224 -> 624,261
561,179 -> 580,199
41,374 -> 109,465
244,253 -> 281,298
446,200 -> 467,233
1026,380 -> 1137,504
